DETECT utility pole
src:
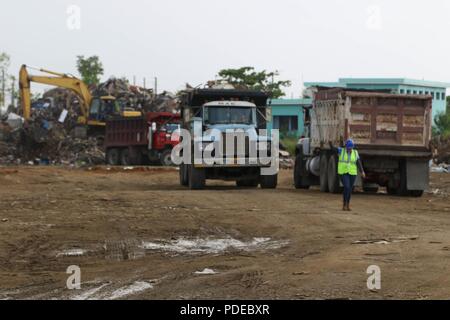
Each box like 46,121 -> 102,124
1,69 -> 5,108
143,77 -> 146,89
10,76 -> 15,108
154,77 -> 158,95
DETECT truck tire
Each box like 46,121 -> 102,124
106,148 -> 120,166
120,149 -> 131,166
188,165 -> 205,190
294,152 -> 310,189
363,186 -> 379,193
398,161 -> 409,196
260,173 -> 278,189
409,190 -> 424,197
160,149 -> 174,166
179,164 -> 188,186
319,154 -> 329,193
386,186 -> 397,195
236,179 -> 259,188
327,154 -> 341,194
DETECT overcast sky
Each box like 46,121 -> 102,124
2,0 -> 450,97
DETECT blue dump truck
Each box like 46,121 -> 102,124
177,87 -> 278,190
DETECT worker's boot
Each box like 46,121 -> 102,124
346,203 -> 352,211
343,202 -> 347,211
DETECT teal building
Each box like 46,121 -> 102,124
267,98 -> 312,137
305,78 -> 450,121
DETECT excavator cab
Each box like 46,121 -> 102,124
84,96 -> 120,125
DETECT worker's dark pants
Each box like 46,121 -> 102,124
340,174 -> 356,204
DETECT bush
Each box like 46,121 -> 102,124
434,112 -> 450,139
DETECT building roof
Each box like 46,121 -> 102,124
305,78 -> 450,89
269,98 -> 313,106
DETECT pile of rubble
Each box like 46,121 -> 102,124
0,110 -> 105,166
92,77 -> 178,113
432,137 -> 450,165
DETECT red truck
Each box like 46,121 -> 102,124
104,112 -> 181,166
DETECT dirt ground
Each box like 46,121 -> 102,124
0,166 -> 449,300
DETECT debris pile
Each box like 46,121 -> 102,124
0,108 -> 104,166
92,77 -> 178,113
432,136 -> 450,165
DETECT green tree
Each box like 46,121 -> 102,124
434,112 -> 450,138
76,55 -> 104,85
217,67 -> 291,98
447,96 -> 450,114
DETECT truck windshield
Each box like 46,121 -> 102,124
206,107 -> 254,125
163,123 -> 180,133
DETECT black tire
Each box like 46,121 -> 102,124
328,154 -> 341,194
188,165 -> 205,190
409,190 -> 424,197
398,161 -> 409,196
179,164 -> 188,186
120,149 -> 131,166
260,173 -> 278,189
319,154 -> 329,193
363,186 -> 379,193
294,153 -> 310,189
387,186 -> 397,195
106,148 -> 120,166
236,179 -> 259,188
160,149 -> 174,166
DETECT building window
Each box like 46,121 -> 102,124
442,92 -> 446,100
273,116 -> 298,133
400,89 -> 404,94
431,92 -> 435,99
425,91 -> 429,95
407,90 -> 411,94
413,90 -> 417,94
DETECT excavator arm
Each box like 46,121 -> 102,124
19,65 -> 92,122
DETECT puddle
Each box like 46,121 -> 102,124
70,283 -> 110,300
56,249 -> 87,257
106,281 -> 154,300
140,237 -> 289,255
55,237 -> 288,260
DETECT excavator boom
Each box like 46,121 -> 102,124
19,65 -> 92,122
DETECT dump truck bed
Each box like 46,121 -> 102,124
311,88 -> 433,157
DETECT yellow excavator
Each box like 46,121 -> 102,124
19,64 -> 140,135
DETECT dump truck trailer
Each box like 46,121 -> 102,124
294,87 -> 433,197
105,112 -> 181,166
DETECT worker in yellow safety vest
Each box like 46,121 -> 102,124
338,139 -> 366,211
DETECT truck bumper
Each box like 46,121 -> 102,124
193,157 -> 275,168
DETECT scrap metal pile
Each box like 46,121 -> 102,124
0,77 -> 179,166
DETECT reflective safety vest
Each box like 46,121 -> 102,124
338,149 -> 358,176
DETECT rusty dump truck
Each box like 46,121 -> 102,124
294,87 -> 433,197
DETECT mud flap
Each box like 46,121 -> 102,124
406,160 -> 429,191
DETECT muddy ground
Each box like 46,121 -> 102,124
0,166 -> 449,300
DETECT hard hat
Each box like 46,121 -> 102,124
345,139 -> 355,149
